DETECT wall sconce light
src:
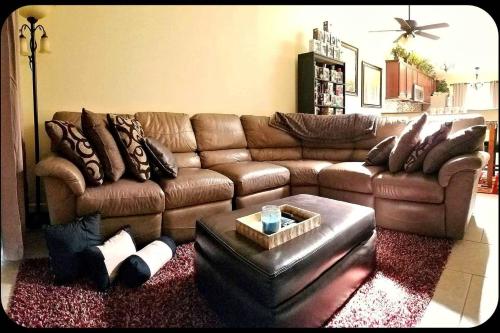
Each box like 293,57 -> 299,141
18,5 -> 54,227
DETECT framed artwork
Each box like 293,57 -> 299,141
361,61 -> 382,108
341,41 -> 358,96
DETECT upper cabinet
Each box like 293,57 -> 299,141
385,60 -> 435,103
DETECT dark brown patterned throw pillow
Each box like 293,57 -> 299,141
107,114 -> 150,181
143,137 -> 178,178
45,120 -> 104,186
81,109 -> 126,182
388,113 -> 428,173
404,122 -> 452,173
422,125 -> 487,174
364,136 -> 396,166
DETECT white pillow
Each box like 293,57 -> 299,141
84,227 -> 136,291
119,236 -> 176,288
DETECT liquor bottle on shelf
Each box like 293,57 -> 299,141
336,68 -> 343,84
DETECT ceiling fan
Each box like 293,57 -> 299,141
369,5 -> 450,43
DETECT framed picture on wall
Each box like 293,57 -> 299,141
361,61 -> 382,108
341,41 -> 358,96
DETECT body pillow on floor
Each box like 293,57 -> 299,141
84,227 -> 136,291
119,236 -> 177,288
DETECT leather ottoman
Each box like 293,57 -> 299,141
194,194 -> 376,327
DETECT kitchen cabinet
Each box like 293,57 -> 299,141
386,59 -> 435,104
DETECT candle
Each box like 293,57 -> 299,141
261,205 -> 281,235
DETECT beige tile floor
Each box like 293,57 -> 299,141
2,193 -> 498,327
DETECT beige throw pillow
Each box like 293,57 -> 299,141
388,113 -> 428,173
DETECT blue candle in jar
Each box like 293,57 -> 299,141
261,205 -> 281,235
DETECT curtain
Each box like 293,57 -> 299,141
451,83 -> 468,108
490,81 -> 498,109
1,12 -> 25,261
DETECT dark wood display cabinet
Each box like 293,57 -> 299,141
386,59 -> 435,104
298,52 -> 346,115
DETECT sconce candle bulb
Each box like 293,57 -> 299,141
39,34 -> 50,53
19,34 -> 29,56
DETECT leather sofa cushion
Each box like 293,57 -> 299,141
249,147 -> 302,161
173,152 -> 201,168
302,148 -> 367,162
353,117 -> 408,150
135,112 -> 201,168
235,186 -> 290,209
240,115 -> 300,148
191,113 -> 247,151
375,198 -> 445,237
373,171 -> 444,204
300,117 -> 407,150
76,179 -> 164,217
319,162 -> 385,193
158,168 -> 234,209
271,160 -> 333,186
200,148 -> 252,168
195,194 -> 375,308
210,161 -> 290,196
135,112 -> 197,153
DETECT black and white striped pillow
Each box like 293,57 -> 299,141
119,236 -> 177,288
84,227 -> 136,291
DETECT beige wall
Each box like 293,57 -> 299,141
17,5 -> 497,205
19,5 -> 393,205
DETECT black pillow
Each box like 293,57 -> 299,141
119,236 -> 177,288
83,227 -> 137,291
142,137 -> 178,178
44,214 -> 102,284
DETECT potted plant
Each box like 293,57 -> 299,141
391,45 -> 409,62
435,80 -> 450,94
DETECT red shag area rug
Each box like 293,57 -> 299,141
7,228 -> 453,328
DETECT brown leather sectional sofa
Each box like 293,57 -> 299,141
35,111 -> 488,245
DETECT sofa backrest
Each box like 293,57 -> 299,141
240,115 -> 302,161
135,112 -> 200,168
301,117 -> 407,162
190,113 -> 252,168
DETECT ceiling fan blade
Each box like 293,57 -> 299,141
394,17 -> 412,31
415,31 -> 440,40
415,23 -> 449,30
394,33 -> 406,43
369,29 -> 404,32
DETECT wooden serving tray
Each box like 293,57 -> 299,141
235,204 -> 321,250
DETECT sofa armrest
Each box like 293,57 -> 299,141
438,151 -> 489,187
35,154 -> 86,196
